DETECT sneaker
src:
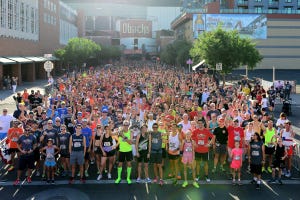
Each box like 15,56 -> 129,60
267,167 -> 272,173
80,178 -> 86,184
182,181 -> 188,188
212,168 -> 216,173
262,167 -> 267,173
136,178 -> 142,183
177,175 -> 182,180
205,176 -> 211,183
69,177 -> 74,184
285,171 -> 291,178
13,179 -> 20,186
256,184 -> 261,190
195,176 -> 200,182
152,177 -> 158,183
107,173 -> 112,179
127,178 -> 132,185
85,170 -> 89,177
51,180 -> 55,185
36,171 -> 41,177
168,173 -> 173,178
159,179 -> 164,186
27,177 -> 32,183
282,168 -> 287,176
193,181 -> 199,188
220,166 -> 226,172
97,174 -> 102,181
238,180 -> 243,186
8,166 -> 14,172
42,173 -> 46,181
277,179 -> 283,185
269,178 -> 276,184
232,180 -> 236,185
145,178 -> 151,183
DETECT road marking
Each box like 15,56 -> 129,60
1,179 -> 299,186
186,194 -> 192,200
145,182 -> 149,194
229,193 -> 240,200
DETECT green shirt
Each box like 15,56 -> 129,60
119,130 -> 132,152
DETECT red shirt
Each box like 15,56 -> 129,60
189,111 -> 198,120
192,128 -> 213,153
227,126 -> 244,148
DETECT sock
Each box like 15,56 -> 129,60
127,167 -> 132,180
117,167 -> 122,180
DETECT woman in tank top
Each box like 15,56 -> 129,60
93,124 -> 103,175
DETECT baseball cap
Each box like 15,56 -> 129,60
102,108 -> 108,113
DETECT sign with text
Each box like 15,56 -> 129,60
120,20 -> 152,38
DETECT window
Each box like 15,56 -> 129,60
255,0 -> 262,2
254,6 -> 263,13
1,0 -> 6,28
284,7 -> 292,13
7,0 -> 13,29
20,2 -> 25,31
44,0 -> 47,9
31,7 -> 34,33
285,0 -> 292,3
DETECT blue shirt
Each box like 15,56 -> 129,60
81,127 -> 92,147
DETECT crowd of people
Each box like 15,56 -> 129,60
0,61 -> 296,189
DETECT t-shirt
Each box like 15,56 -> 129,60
250,140 -> 263,165
18,134 -> 36,152
82,127 -> 92,147
119,130 -> 132,152
0,115 -> 14,133
227,126 -> 244,148
192,128 -> 213,153
213,126 -> 228,145
7,127 -> 24,148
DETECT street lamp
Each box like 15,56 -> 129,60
186,58 -> 193,73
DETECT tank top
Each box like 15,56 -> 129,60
71,134 -> 84,151
209,121 -> 218,133
119,130 -> 132,152
138,133 -> 149,152
182,140 -> 193,158
282,129 -> 293,147
264,127 -> 276,146
151,131 -> 162,153
102,134 -> 113,152
245,129 -> 254,141
168,133 -> 180,155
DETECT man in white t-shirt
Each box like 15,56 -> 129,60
0,108 -> 15,139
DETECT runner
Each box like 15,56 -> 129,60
230,141 -> 243,185
262,120 -> 277,173
57,124 -> 71,177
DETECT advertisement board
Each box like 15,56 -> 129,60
120,20 -> 152,38
193,14 -> 267,39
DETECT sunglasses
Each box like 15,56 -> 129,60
3,110 -> 7,112
153,126 -> 158,128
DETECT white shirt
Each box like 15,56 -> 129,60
0,114 -> 14,133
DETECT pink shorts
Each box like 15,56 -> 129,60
182,156 -> 194,165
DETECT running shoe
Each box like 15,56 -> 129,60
159,179 -> 164,186
80,178 -> 86,184
13,179 -> 20,186
36,171 -> 41,177
97,174 -> 102,181
85,170 -> 89,177
232,180 -> 236,185
136,178 -> 142,183
115,178 -> 121,184
152,177 -> 158,183
182,181 -> 188,188
238,180 -> 243,186
256,184 -> 261,190
177,174 -> 182,180
211,167 -> 216,173
8,166 -> 14,172
69,177 -> 74,184
267,167 -> 272,173
145,178 -> 151,183
127,178 -> 132,185
193,181 -> 199,188
27,176 -> 32,183
195,176 -> 200,182
51,180 -> 55,185
220,166 -> 226,172
262,167 -> 267,173
285,171 -> 291,178
107,173 -> 112,179
205,176 -> 211,183
277,179 -> 283,185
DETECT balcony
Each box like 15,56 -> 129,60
220,8 -> 300,14
237,0 -> 249,6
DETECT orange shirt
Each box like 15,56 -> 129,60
7,127 -> 24,149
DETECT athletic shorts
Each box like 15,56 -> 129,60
162,148 -> 167,158
118,151 -> 133,162
103,150 -> 116,157
215,144 -> 227,154
8,148 -> 19,154
84,148 -> 90,160
150,152 -> 162,164
70,151 -> 84,165
250,164 -> 262,175
264,146 -> 275,155
195,152 -> 209,161
45,160 -> 56,167
60,152 -> 70,158
271,160 -> 285,169
33,148 -> 40,161
168,154 -> 180,160
286,145 -> 294,156
137,151 -> 149,163
18,154 -> 35,171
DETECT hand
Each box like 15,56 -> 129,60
136,152 -> 140,158
147,153 -> 150,159
103,152 -> 107,157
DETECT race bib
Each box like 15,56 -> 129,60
12,137 -> 18,142
234,156 -> 241,160
169,142 -> 176,148
185,147 -> 192,152
68,123 -> 73,127
152,138 -> 158,144
60,144 -> 66,150
198,140 -> 204,145
104,142 -> 111,147
140,143 -> 148,150
74,142 -> 81,148
252,150 -> 259,156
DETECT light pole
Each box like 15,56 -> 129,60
187,59 -> 193,73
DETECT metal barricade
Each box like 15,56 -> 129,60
293,142 -> 300,172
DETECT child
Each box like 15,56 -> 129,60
180,131 -> 199,188
269,138 -> 287,185
40,139 -> 60,184
230,141 -> 243,185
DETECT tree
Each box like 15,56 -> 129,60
160,39 -> 192,67
54,37 -> 101,69
190,27 -> 263,84
98,45 -> 121,63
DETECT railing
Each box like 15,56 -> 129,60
220,8 -> 300,14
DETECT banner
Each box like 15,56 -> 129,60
120,20 -> 152,38
193,14 -> 267,39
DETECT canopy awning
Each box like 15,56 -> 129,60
0,57 -> 16,64
192,60 -> 205,71
25,56 -> 47,62
5,57 -> 33,63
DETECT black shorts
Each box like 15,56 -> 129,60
137,151 -> 149,163
94,146 -> 102,155
264,146 -> 275,155
119,151 -> 133,162
271,160 -> 285,169
162,148 -> 167,158
19,154 -> 35,170
168,154 -> 180,160
103,150 -> 116,157
150,152 -> 162,164
84,148 -> 90,160
33,148 -> 40,161
250,164 -> 262,175
8,148 -> 19,154
195,152 -> 209,161
60,151 -> 70,158
215,144 -> 227,154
